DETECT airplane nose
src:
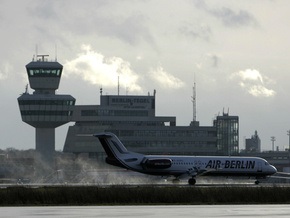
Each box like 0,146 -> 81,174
270,165 -> 277,174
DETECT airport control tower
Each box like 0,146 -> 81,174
18,55 -> 75,162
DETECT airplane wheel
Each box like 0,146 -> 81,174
188,178 -> 196,185
255,180 -> 260,185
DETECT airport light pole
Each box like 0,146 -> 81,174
288,131 -> 290,165
271,136 -> 276,151
287,130 -> 290,152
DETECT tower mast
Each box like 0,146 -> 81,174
191,77 -> 196,122
190,74 -> 199,126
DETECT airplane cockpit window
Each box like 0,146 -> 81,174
264,161 -> 269,166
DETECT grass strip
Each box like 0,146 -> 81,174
0,185 -> 289,206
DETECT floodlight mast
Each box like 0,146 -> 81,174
191,73 -> 196,122
271,136 -> 276,151
287,130 -> 290,151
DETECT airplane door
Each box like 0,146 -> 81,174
194,160 -> 202,170
197,161 -> 202,169
258,162 -> 262,172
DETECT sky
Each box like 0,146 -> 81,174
1,0 -> 290,152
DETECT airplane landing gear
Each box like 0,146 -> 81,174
188,178 -> 196,185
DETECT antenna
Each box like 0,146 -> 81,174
35,45 -> 38,60
117,76 -> 120,95
25,84 -> 29,94
55,44 -> 58,61
191,74 -> 196,122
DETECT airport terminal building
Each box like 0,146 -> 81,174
63,91 -> 239,159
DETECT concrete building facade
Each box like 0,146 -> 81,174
214,113 -> 239,156
245,130 -> 261,153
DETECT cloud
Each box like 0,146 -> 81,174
64,45 -> 186,93
248,85 -> 276,97
207,53 -> 220,68
237,69 -> 263,83
210,7 -> 258,27
64,44 -> 142,92
111,14 -> 155,46
193,0 -> 258,27
82,13 -> 154,46
27,1 -> 155,47
148,66 -> 185,89
0,61 -> 12,81
194,53 -> 221,70
179,22 -> 212,41
29,1 -> 58,20
230,69 -> 276,97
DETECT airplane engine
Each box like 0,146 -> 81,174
142,158 -> 172,169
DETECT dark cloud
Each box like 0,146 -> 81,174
27,1 -> 59,20
193,0 -> 258,28
209,54 -> 219,68
179,23 -> 212,41
28,1 -> 155,47
95,14 -> 155,46
210,7 -> 257,27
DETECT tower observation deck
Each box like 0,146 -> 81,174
17,55 -> 75,162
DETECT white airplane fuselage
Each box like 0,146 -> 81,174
94,132 -> 277,185
108,153 -> 275,178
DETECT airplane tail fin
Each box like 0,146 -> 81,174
94,132 -> 130,168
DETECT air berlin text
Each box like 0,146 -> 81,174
205,160 -> 255,169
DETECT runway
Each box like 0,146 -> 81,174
0,171 -> 289,188
1,205 -> 290,218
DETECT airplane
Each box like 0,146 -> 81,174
94,132 -> 277,185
